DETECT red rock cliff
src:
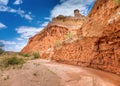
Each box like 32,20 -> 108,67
21,14 -> 85,57
52,0 -> 120,75
21,25 -> 69,55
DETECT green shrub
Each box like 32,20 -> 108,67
19,53 -> 30,57
7,56 -> 24,65
32,52 -> 40,59
0,56 -> 25,68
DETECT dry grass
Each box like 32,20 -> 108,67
0,51 -> 41,70
0,53 -> 35,70
32,52 -> 40,59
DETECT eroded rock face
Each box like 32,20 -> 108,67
21,25 -> 69,55
52,0 -> 120,75
21,15 -> 85,57
81,0 -> 120,37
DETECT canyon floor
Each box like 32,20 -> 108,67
0,59 -> 120,86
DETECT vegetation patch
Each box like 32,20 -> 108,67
33,72 -> 38,77
66,32 -> 74,40
32,52 -> 40,59
19,53 -> 30,57
6,56 -> 24,65
0,56 -> 25,68
33,63 -> 41,67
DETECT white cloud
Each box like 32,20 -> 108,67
0,5 -> 17,13
0,40 -> 16,45
24,14 -> 33,21
13,0 -> 23,5
41,21 -> 49,27
4,44 -> 24,52
0,0 -> 32,21
0,40 -> 26,52
7,42 -> 26,52
17,8 -> 33,20
44,17 -> 51,20
16,38 -> 24,41
0,0 -> 8,5
50,0 -> 95,18
0,5 -> 33,21
4,42 -> 25,52
0,22 -> 6,29
16,26 -> 42,39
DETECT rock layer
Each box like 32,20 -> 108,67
21,25 -> 69,55
21,15 -> 85,57
52,0 -> 120,75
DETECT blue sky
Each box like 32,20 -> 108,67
0,0 -> 95,52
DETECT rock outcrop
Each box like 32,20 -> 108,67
21,25 -> 69,56
21,12 -> 85,57
52,0 -> 120,75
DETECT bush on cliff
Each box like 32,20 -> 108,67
32,52 -> 40,59
66,32 -> 74,40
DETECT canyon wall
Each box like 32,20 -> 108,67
52,0 -> 120,75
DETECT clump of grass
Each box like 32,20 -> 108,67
33,63 -> 40,67
7,56 -> 24,65
0,56 -> 25,68
32,52 -> 40,59
19,53 -> 30,57
33,72 -> 38,76
66,32 -> 74,39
